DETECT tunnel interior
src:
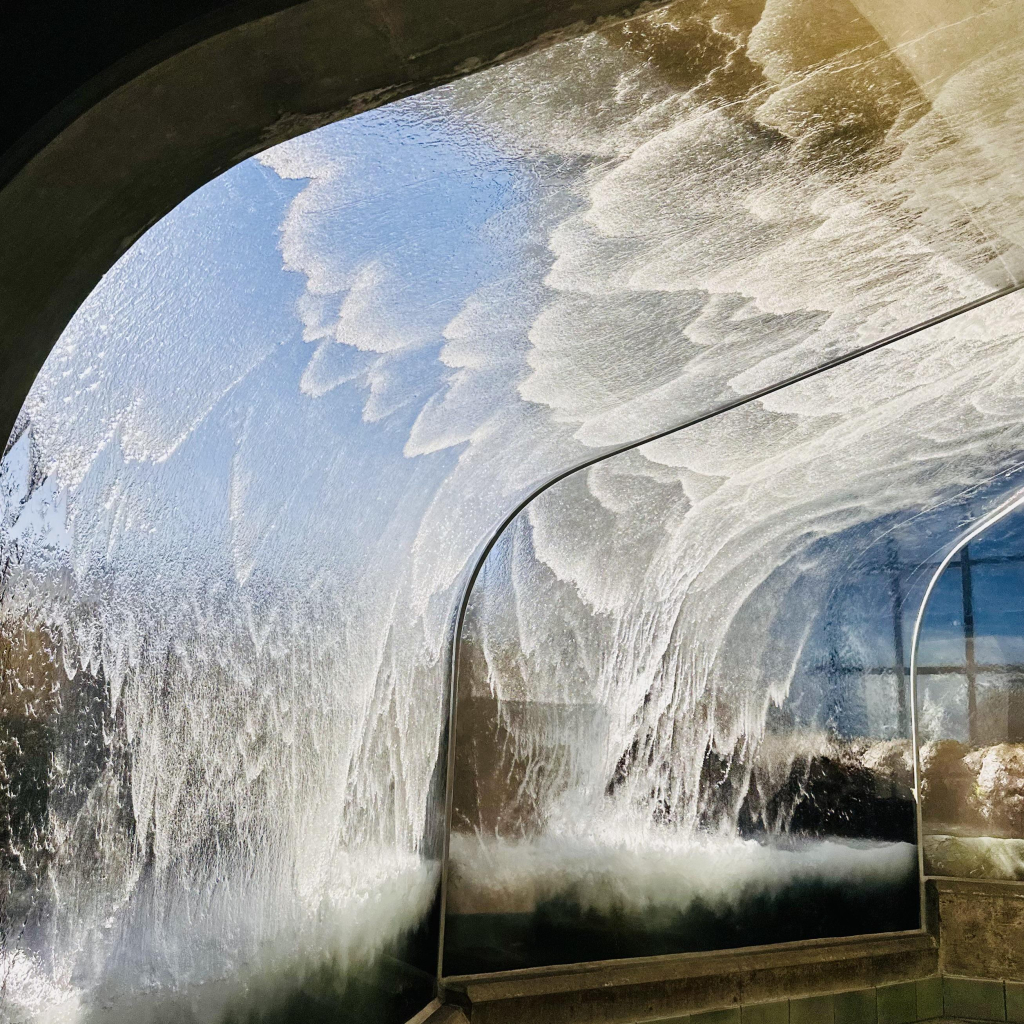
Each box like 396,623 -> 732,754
3,2 -> 1024,1022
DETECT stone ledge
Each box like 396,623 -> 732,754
443,932 -> 938,1024
409,1000 -> 472,1024
634,975 -> 1016,1024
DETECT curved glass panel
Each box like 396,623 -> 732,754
0,165 -> 444,1024
916,507 -> 1024,880
2,0 -> 1024,1017
445,289 -> 1024,975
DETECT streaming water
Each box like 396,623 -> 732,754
3,0 -> 1024,1018
444,290 -> 1024,970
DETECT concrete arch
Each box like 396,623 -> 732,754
0,0 -> 659,446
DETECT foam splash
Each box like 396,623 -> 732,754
447,832 -> 918,917
924,835 -> 1024,880
0,848 -> 436,1024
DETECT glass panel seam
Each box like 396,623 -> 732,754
909,490 -> 1024,929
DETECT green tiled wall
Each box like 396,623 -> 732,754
1006,982 -> 1024,1024
877,982 -> 917,1024
943,978 -> 1006,1021
691,1011 -> 741,1024
741,1002 -> 790,1024
916,979 -> 943,1021
644,975 -> 1022,1024
832,990 -> 875,1024
792,995 -> 836,1024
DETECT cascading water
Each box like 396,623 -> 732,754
0,162 -> 453,1022
3,0 -> 1024,1017
445,292 -> 1024,971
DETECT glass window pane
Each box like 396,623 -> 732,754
446,290 -> 1024,974
918,672 -> 972,745
915,568 -> 969,671
3,0 -> 1024,1011
970,561 -> 1024,666
0,164 -> 445,1023
918,513 -> 1024,881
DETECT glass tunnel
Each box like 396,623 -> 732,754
2,0 -> 1024,1021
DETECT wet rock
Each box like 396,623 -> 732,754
740,752 -> 916,844
1,620 -> 60,877
860,738 -> 915,789
966,743 -> 1024,838
920,738 -> 982,833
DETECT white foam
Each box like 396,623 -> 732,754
448,833 -> 917,917
3,3 -> 1024,1016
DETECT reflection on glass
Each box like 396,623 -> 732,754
916,509 -> 1024,881
445,291 -> 1024,974
2,0 -> 1024,1014
430,0 -> 1024,453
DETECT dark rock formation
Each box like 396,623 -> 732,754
739,753 -> 917,844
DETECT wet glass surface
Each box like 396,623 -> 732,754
0,164 -> 445,1024
1,0 -> 1024,1016
916,507 -> 1024,881
445,290 -> 1024,974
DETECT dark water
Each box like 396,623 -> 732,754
443,856 -> 921,975
216,895 -> 440,1024
218,955 -> 432,1024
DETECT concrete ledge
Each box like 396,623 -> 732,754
942,977 -> 1006,1021
408,1000 -> 444,1024
443,932 -> 938,1024
408,1000 -> 471,1024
